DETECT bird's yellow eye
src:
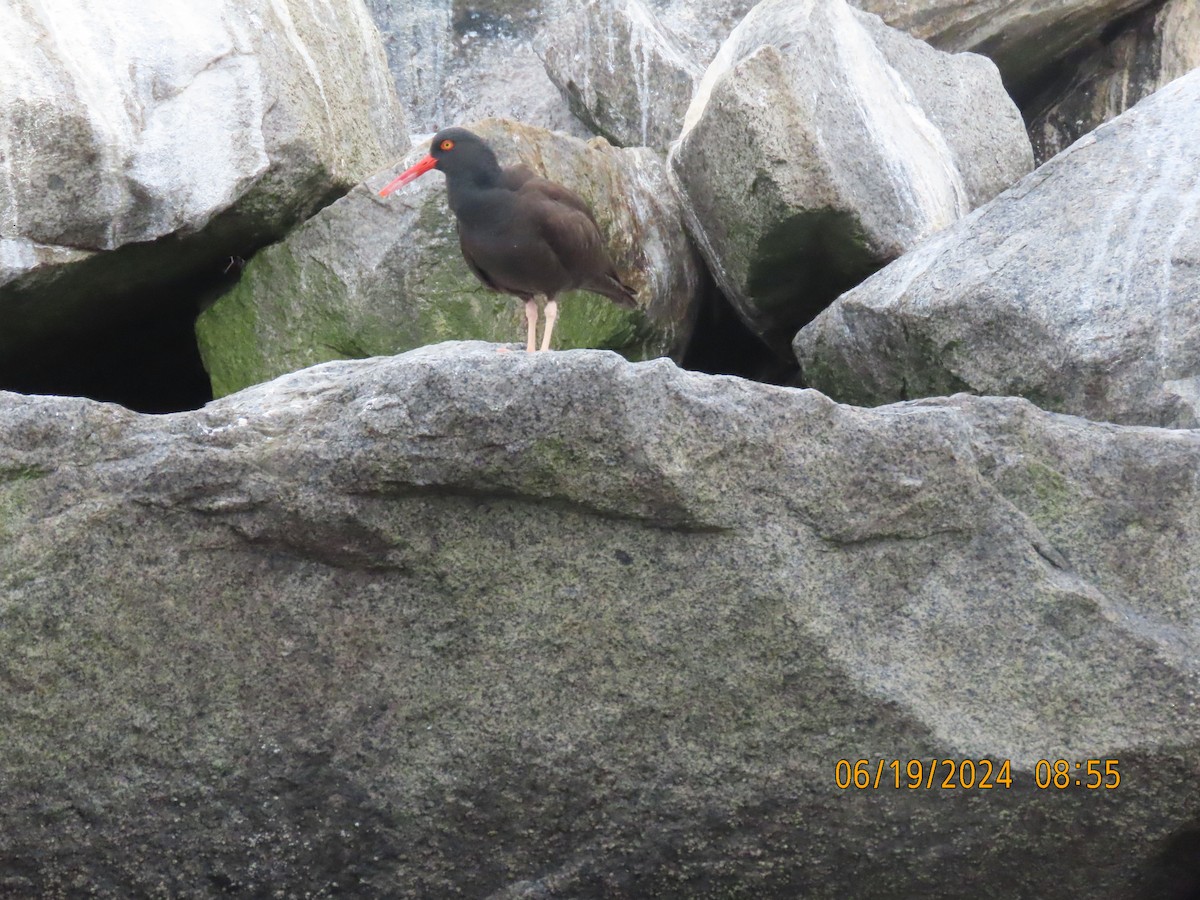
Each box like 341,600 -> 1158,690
440,139 -> 455,151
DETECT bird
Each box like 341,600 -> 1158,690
378,127 -> 638,352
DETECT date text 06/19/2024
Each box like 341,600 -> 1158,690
834,758 -> 1121,790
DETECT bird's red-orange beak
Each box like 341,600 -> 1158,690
378,154 -> 437,197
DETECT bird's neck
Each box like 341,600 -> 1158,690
446,170 -> 507,223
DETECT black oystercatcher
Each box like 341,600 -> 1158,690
379,127 -> 637,352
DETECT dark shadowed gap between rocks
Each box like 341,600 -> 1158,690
0,266 -> 236,415
0,263 -> 810,415
0,208 -> 881,411
681,283 -> 800,385
1148,819 -> 1200,900
744,209 -> 884,360
0,172 -> 353,415
1019,0 -> 1171,161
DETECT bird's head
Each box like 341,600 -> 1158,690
378,127 -> 499,196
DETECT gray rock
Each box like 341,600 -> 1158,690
851,0 -> 1159,102
364,0 -> 457,130
1026,0 -> 1200,163
365,0 -> 752,141
441,39 -> 592,137
534,0 -> 756,149
670,0 -> 1032,355
531,0 -> 1179,150
196,120 -> 703,397
537,0 -> 704,151
796,69 -> 1200,428
0,0 -> 406,362
1,342 -> 1197,896
364,0 -> 590,136
651,0 -> 759,56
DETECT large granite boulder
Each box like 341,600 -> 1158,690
0,0 -> 406,380
196,120 -> 703,398
357,0 -> 1178,152
1,342 -> 1197,896
535,0 -> 1169,155
535,0 -> 757,150
852,0 -> 1160,102
669,0 -> 1033,355
537,0 -> 704,151
364,0 -> 589,135
1026,0 -> 1200,162
796,69 -> 1200,429
366,0 -> 751,141
648,0 -> 759,56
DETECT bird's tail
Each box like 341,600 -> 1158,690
599,272 -> 638,309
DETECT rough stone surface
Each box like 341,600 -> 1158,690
196,120 -> 703,398
533,0 -> 755,150
1,342 -> 1198,897
851,0 -> 1159,102
365,0 -> 753,141
669,0 -> 1033,355
366,0 -> 1166,142
796,70 -> 1200,429
364,0 -> 589,136
1026,0 -> 1200,163
0,0 -> 407,366
650,0 -> 758,55
537,0 -> 703,151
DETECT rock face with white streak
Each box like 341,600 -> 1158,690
364,0 -> 589,136
364,0 -> 752,141
851,0 -> 1159,102
796,70 -> 1200,428
669,0 -> 1033,354
532,0 -> 1167,154
537,0 -> 703,151
1,342 -> 1198,896
533,0 -> 756,151
0,0 -> 406,375
1026,0 -> 1200,163
195,120 -> 704,398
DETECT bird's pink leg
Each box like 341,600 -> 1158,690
524,299 -> 539,353
539,298 -> 558,352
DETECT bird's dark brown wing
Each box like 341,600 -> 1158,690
516,179 -> 606,273
453,220 -> 540,304
532,202 -> 605,275
519,176 -> 601,226
517,181 -> 639,308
